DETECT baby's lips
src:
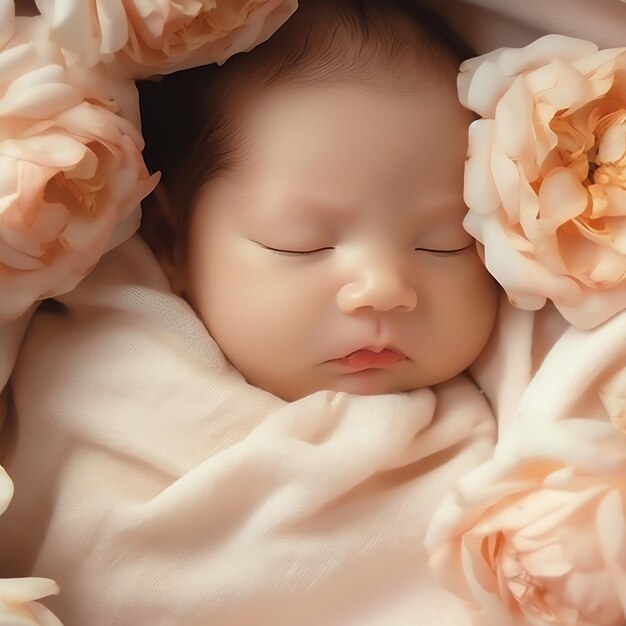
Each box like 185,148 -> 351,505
338,348 -> 406,369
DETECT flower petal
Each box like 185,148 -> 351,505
538,167 -> 588,226
464,120 -> 501,215
0,64 -> 81,118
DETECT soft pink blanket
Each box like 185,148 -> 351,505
0,236 -> 496,625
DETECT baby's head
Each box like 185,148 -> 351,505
140,0 -> 499,401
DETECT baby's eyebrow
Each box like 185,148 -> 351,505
411,190 -> 466,210
262,193 -> 465,222
268,195 -> 354,220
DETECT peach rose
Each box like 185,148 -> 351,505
426,417 -> 626,626
35,0 -> 298,78
0,14 -> 158,322
460,35 -> 626,329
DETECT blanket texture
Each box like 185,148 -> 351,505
0,237 -> 496,626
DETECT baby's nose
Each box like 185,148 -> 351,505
336,261 -> 417,314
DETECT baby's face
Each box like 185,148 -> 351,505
184,75 -> 499,400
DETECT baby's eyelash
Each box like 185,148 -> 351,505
414,244 -> 474,256
261,244 -> 333,255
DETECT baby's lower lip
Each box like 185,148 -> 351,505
336,349 -> 405,369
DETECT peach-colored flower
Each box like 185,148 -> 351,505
35,0 -> 298,78
460,35 -> 626,329
426,417 -> 626,626
0,15 -> 158,322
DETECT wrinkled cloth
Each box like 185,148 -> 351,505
0,236 -> 496,626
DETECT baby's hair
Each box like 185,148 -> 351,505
138,0 -> 473,275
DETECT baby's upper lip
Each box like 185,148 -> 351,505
336,345 -> 406,360
364,345 -> 405,356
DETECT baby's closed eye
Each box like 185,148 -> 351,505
253,241 -> 334,256
414,243 -> 474,257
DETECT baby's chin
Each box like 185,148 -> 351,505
322,370 -> 422,397
269,369 -> 427,401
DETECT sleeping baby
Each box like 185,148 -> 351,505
139,0 -> 499,401
0,1 -> 501,624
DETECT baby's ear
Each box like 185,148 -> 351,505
140,182 -> 186,296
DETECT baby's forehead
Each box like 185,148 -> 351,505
215,81 -> 469,227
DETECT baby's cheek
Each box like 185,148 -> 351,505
457,260 -> 499,341
208,263 -> 313,352
434,257 -> 498,345
455,251 -> 497,293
